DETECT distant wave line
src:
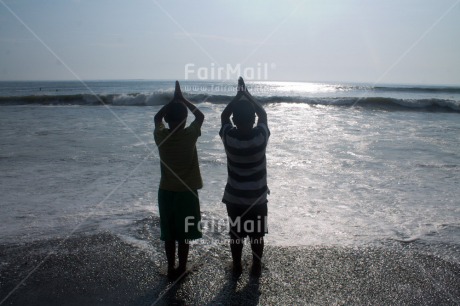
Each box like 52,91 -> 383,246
1,93 -> 459,112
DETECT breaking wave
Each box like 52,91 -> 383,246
0,93 -> 459,112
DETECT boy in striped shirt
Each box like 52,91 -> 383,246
219,77 -> 270,277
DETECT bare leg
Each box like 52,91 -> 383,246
250,236 -> 264,277
230,237 -> 244,275
177,241 -> 190,274
165,241 -> 176,277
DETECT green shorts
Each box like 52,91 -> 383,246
158,189 -> 202,241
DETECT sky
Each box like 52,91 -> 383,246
0,0 -> 459,85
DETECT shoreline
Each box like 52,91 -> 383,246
1,233 -> 459,305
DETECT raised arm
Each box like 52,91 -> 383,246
154,100 -> 172,128
240,78 -> 267,125
174,81 -> 205,127
243,90 -> 267,125
221,93 -> 242,126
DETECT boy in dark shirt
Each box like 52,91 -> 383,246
154,81 -> 204,279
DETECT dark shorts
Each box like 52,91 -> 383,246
226,203 -> 268,240
158,189 -> 202,241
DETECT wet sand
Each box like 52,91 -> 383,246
1,233 -> 459,305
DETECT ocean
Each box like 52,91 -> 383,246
1,80 -> 459,262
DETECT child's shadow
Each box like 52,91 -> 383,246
211,271 -> 261,305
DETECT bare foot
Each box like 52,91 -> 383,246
174,265 -> 188,281
167,266 -> 176,280
250,262 -> 262,278
232,261 -> 243,277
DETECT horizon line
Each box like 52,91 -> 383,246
0,79 -> 459,87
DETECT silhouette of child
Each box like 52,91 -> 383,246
154,81 -> 204,279
219,77 -> 270,277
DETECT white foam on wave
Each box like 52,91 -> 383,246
2,92 -> 459,112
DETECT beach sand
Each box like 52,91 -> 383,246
1,233 -> 459,305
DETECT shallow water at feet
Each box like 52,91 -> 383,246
0,104 -> 459,261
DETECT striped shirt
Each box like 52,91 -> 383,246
219,122 -> 270,206
154,120 -> 203,191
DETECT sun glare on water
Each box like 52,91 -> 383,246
252,81 -> 345,96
